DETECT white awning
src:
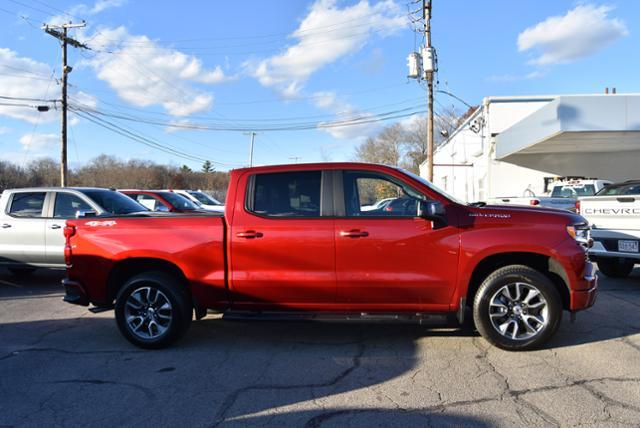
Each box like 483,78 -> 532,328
496,95 -> 640,181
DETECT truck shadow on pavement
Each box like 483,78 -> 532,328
1,269 -> 639,426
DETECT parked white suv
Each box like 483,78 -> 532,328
578,180 -> 640,278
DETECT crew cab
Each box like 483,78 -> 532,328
0,187 -> 148,273
63,163 -> 597,351
577,180 -> 640,278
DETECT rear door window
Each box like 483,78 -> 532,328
250,171 -> 322,217
9,192 -> 46,217
343,171 -> 423,217
53,193 -> 93,218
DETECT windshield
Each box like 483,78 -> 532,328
79,189 -> 149,215
551,185 -> 596,197
187,191 -> 222,205
399,168 -> 466,205
596,182 -> 640,196
159,191 -> 199,210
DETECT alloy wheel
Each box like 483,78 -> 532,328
488,282 -> 549,341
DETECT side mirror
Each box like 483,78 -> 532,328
417,200 -> 447,227
76,210 -> 97,218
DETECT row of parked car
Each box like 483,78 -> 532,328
0,187 -> 223,273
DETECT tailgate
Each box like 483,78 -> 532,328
580,196 -> 640,230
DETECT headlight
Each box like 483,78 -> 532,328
566,223 -> 592,248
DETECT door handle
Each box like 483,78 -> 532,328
340,229 -> 369,238
49,224 -> 62,230
1,223 -> 11,229
236,230 -> 263,239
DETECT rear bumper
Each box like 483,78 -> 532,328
570,261 -> 598,311
61,278 -> 90,306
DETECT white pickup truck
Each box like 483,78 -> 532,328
0,187 -> 147,274
578,180 -> 640,278
488,179 -> 611,212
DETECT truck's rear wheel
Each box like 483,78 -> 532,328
473,265 -> 562,351
115,271 -> 192,349
597,258 -> 635,278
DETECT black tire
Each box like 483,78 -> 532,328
597,258 -> 635,278
473,265 -> 563,351
8,267 -> 36,276
115,271 -> 192,349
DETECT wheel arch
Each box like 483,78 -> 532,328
465,252 -> 570,311
106,257 -> 188,304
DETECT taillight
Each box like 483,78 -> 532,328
64,225 -> 76,239
64,225 -> 76,266
575,200 -> 581,214
529,199 -> 540,206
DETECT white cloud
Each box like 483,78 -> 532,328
19,133 -> 58,151
312,90 -> 382,139
0,48 -> 57,124
91,0 -> 126,14
49,0 -> 126,25
247,0 -> 407,97
518,4 -> 628,66
84,27 -> 231,117
486,70 -> 546,82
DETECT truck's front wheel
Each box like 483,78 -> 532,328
473,265 -> 562,351
115,272 -> 192,349
597,258 -> 635,278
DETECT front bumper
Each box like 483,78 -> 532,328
61,278 -> 90,306
570,261 -> 598,311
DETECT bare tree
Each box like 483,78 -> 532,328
355,107 -> 463,174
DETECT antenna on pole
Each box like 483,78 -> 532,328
42,21 -> 89,187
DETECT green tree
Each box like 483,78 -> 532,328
201,160 -> 214,173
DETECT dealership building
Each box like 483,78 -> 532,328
419,93 -> 640,203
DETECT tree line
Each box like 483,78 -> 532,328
0,155 -> 230,201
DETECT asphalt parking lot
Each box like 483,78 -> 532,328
1,268 -> 639,427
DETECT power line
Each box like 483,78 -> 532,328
69,103 -> 426,132
0,95 -> 58,102
72,109 -> 243,167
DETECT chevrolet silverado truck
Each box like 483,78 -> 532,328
62,163 -> 597,351
577,180 -> 640,278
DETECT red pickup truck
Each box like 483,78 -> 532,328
62,163 -> 597,351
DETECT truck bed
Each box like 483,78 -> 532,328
65,214 -> 227,307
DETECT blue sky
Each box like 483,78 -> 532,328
0,0 -> 637,171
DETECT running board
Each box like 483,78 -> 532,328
89,305 -> 114,313
222,311 -> 451,325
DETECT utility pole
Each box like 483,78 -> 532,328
42,21 -> 88,187
289,156 -> 301,164
423,0 -> 435,182
407,1 -> 437,181
244,131 -> 258,167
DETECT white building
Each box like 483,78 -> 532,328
420,94 -> 640,203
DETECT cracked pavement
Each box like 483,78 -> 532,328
1,268 -> 639,427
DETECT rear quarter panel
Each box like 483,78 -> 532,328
67,216 -> 226,307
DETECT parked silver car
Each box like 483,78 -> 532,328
0,187 -> 147,273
